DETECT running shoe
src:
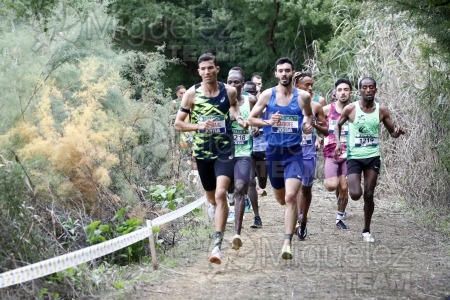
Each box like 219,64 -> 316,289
232,234 -> 243,250
281,245 -> 293,260
207,203 -> 215,220
362,232 -> 375,243
336,220 -> 349,230
297,225 -> 307,240
257,188 -> 267,196
227,192 -> 234,205
209,246 -> 222,264
245,196 -> 252,213
226,210 -> 235,224
250,216 -> 263,228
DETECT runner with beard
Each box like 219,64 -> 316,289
323,78 -> 353,230
248,57 -> 313,259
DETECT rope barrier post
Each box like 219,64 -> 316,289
146,220 -> 159,270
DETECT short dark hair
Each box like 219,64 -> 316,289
244,81 -> 256,88
175,85 -> 186,92
294,72 -> 312,83
251,74 -> 262,81
358,77 -> 377,89
229,66 -> 244,77
334,78 -> 353,90
274,57 -> 294,70
198,53 -> 217,66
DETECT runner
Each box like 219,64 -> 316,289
334,77 -> 405,242
294,72 -> 329,240
226,71 -> 256,250
293,72 -> 327,106
174,53 -> 247,264
244,81 -> 267,228
251,74 -> 263,98
248,57 -> 312,259
323,78 -> 353,230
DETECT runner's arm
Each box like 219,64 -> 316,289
174,87 -> 199,132
298,89 -> 313,134
313,103 -> 328,136
248,89 -> 274,127
380,105 -> 405,138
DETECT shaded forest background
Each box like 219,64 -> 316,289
0,0 -> 449,298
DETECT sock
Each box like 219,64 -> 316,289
214,231 -> 223,248
284,234 -> 293,241
336,211 -> 345,223
363,229 -> 370,234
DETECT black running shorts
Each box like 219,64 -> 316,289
195,155 -> 234,191
347,156 -> 381,175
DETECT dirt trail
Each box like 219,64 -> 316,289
124,183 -> 449,299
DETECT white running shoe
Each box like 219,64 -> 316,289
227,210 -> 235,224
362,232 -> 375,243
206,203 -> 215,220
209,246 -> 222,264
232,234 -> 243,250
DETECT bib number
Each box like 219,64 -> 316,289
354,135 -> 378,147
271,115 -> 299,134
301,133 -> 313,146
198,115 -> 226,134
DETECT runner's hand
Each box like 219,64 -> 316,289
302,122 -> 313,134
238,120 -> 249,130
334,142 -> 342,159
270,111 -> 281,125
251,126 -> 260,137
198,118 -> 216,131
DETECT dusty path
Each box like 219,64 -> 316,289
122,183 -> 449,299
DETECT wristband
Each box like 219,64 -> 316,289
236,116 -> 244,122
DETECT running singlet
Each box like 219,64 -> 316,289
190,82 -> 233,160
263,88 -> 304,147
313,93 -> 320,103
323,102 -> 348,158
301,114 -> 316,159
232,94 -> 252,157
347,102 -> 380,159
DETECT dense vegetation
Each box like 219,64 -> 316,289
0,0 -> 448,298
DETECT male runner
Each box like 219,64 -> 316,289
244,81 -> 267,228
323,78 -> 353,230
335,77 -> 405,242
251,74 -> 263,98
249,57 -> 312,259
226,71 -> 256,250
293,72 -> 327,106
294,72 -> 329,240
174,53 -> 247,264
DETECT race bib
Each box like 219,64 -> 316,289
198,115 -> 226,134
233,129 -> 250,145
271,115 -> 299,134
354,134 -> 378,147
301,133 -> 313,146
328,120 -> 348,136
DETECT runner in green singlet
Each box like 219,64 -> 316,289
334,77 -> 405,243
226,69 -> 257,250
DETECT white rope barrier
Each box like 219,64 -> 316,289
0,196 -> 206,289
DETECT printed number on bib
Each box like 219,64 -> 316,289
198,115 -> 226,134
233,129 -> 250,145
355,135 -> 378,147
328,120 -> 348,136
272,115 -> 299,134
301,133 -> 313,146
